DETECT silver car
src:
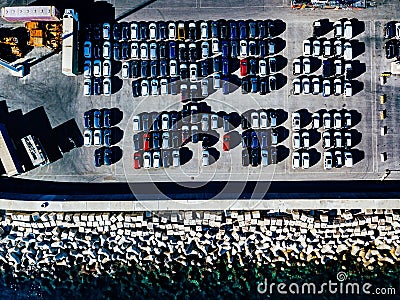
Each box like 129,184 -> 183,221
201,114 -> 209,131
211,114 -> 218,129
202,149 -> 210,166
172,150 -> 180,167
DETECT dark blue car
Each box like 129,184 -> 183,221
141,61 -> 149,77
221,41 -> 229,58
153,132 -> 161,149
222,58 -> 229,76
239,21 -> 247,39
229,21 -> 237,40
169,41 -> 176,59
94,148 -> 103,167
251,131 -> 259,149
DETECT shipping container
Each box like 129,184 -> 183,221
0,124 -> 23,176
1,6 -> 60,22
61,9 -> 79,76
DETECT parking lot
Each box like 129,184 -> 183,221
0,0 -> 399,183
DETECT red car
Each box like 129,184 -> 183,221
133,152 -> 141,169
143,133 -> 151,151
223,134 -> 231,151
240,59 -> 247,77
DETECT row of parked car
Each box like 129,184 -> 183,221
86,20 -> 279,44
94,147 -> 114,167
242,147 -> 277,167
292,150 -> 353,169
293,57 -> 351,78
292,111 -> 352,131
303,39 -> 352,60
293,76 -> 352,97
384,39 -> 400,60
383,21 -> 400,40
134,149 -> 181,169
84,128 -> 112,147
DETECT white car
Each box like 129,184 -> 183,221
141,79 -> 149,96
251,112 -> 259,129
240,40 -> 247,57
312,77 -> 320,95
169,60 -> 178,76
303,57 -> 311,74
211,114 -> 218,129
334,40 -> 342,56
259,59 -> 267,77
323,112 -> 331,129
322,131 -> 331,149
302,152 -> 310,169
201,79 -> 208,97
103,78 -> 111,96
396,22 -> 400,40
151,79 -> 159,96
344,152 -> 353,167
302,131 -> 310,149
121,61 -> 130,79
84,60 -> 91,78
324,151 -> 333,170
344,20 -> 352,39
212,38 -> 219,54
312,112 -> 320,129
334,131 -> 342,148
302,77 -> 310,94
130,22 -> 139,40
201,114 -> 209,131
334,20 -> 343,38
202,149 -> 209,166
84,79 -> 91,96
143,152 -> 152,169
344,112 -> 352,128
168,22 -> 176,39
162,132 -> 170,149
131,42 -> 139,59
103,41 -> 111,59
172,150 -> 180,167
293,58 -> 302,75
93,129 -> 103,146
334,59 -> 343,76
160,78 -> 168,95
161,113 -> 169,130
200,22 -> 209,39
93,60 -> 102,77
149,22 -> 157,40
103,59 -> 111,77
345,132 -> 352,149
261,149 -> 269,167
190,63 -> 197,82
292,132 -> 301,150
323,40 -> 331,57
292,112 -> 301,131
335,150 -> 343,168
343,42 -> 352,60
312,39 -> 321,56
213,73 -> 221,89
334,78 -> 342,96
153,151 -> 161,169
322,79 -> 331,97
292,151 -> 300,169
103,23 -> 111,40
132,115 -> 141,131
259,111 -> 268,129
293,78 -> 301,95
201,41 -> 209,58
140,42 -> 149,60
344,81 -> 352,97
303,39 -> 311,56
83,129 -> 92,146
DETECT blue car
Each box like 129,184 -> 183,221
160,59 -> 168,77
230,41 -> 238,58
103,147 -> 113,165
152,113 -> 160,131
153,132 -> 161,149
103,128 -> 112,147
93,110 -> 102,128
239,21 -> 247,39
258,40 -> 266,57
221,41 -> 229,58
94,148 -> 103,167
229,21 -> 237,40
201,60 -> 208,77
222,58 -> 229,76
251,131 -> 259,149
258,21 -> 266,39
222,77 -> 229,95
103,109 -> 111,128
213,57 -> 220,73
260,131 -> 268,149
211,21 -> 219,38
141,61 -> 149,77
169,41 -> 176,59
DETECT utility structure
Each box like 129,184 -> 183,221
61,9 -> 79,76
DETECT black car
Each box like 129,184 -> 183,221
189,45 -> 197,62
133,134 -> 141,151
151,61 -> 158,78
121,42 -> 130,60
141,61 -> 149,77
269,57 -> 277,73
94,148 -> 103,167
181,108 -> 190,124
191,126 -> 199,143
84,24 -> 92,40
188,24 -> 197,41
251,148 -> 259,167
260,78 -> 268,95
153,132 -> 161,149
258,40 -> 266,57
267,20 -> 275,37
172,133 -> 180,148
132,80 -> 140,97
211,21 -> 219,38
113,42 -> 121,60
103,129 -> 112,147
222,58 -> 229,76
322,60 -> 331,78
142,113 -> 150,131
242,149 -> 250,166
249,41 -> 257,56
213,57 -> 220,73
158,22 -> 167,40
269,75 -> 276,91
241,113 -> 250,130
223,115 -> 230,132
93,23 -> 101,40
220,21 -> 228,39
180,64 -> 188,79
241,78 -> 249,94
258,21 -> 266,39
152,114 -> 161,131
179,44 -> 188,61
201,60 -> 208,77
160,59 -> 168,77
84,111 -> 93,129
242,130 -> 250,148
93,78 -> 102,95
249,59 -> 257,75
112,23 -> 121,41
230,41 -> 238,58
271,147 -> 277,164
121,22 -> 130,40
239,21 -> 247,39
170,77 -> 178,95
159,42 -> 167,59
93,42 -> 101,59
384,22 -> 395,39
131,61 -> 139,78
140,22 -> 148,40
171,112 -> 179,131
385,40 -> 397,59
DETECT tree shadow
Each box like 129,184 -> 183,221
309,148 -> 321,167
351,148 -> 365,165
276,145 -> 289,163
273,19 -> 286,37
274,55 -> 287,73
110,146 -> 122,164
308,129 -> 321,147
110,107 -> 123,126
276,126 -> 289,143
349,129 -> 362,148
111,127 -> 124,145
